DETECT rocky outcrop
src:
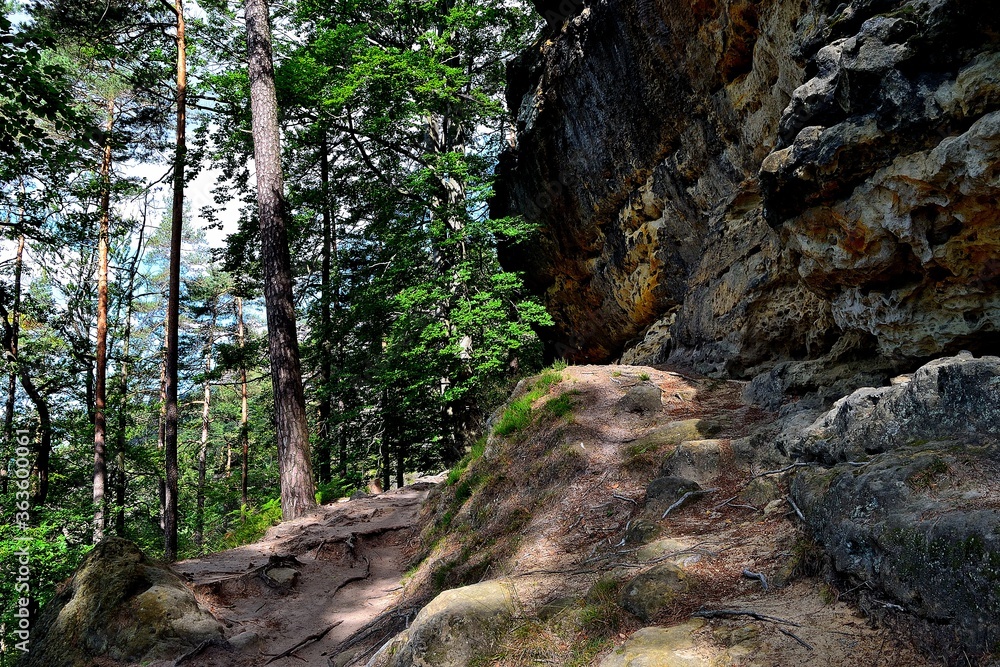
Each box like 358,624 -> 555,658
495,0 -> 1000,380
21,538 -> 224,667
788,354 -> 1000,658
381,580 -> 518,667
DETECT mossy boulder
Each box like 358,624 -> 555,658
384,580 -> 518,667
20,538 -> 223,667
792,441 -> 1000,660
661,439 -> 728,485
619,563 -> 689,621
599,620 -> 707,666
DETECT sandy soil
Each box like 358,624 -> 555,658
161,365 -> 944,666
166,480 -> 441,667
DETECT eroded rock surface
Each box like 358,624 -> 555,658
495,0 -> 1000,380
382,580 -> 518,667
22,538 -> 223,667
787,354 -> 1000,658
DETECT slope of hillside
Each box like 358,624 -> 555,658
335,365 -> 937,667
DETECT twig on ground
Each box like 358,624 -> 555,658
712,495 -> 739,509
692,609 -> 801,627
778,627 -> 814,650
662,488 -> 720,519
786,496 -> 806,522
742,569 -> 769,592
264,622 -> 342,664
751,462 -> 817,479
613,493 -> 637,506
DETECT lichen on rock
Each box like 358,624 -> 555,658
20,538 -> 224,667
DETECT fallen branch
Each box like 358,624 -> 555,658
778,626 -> 814,650
786,496 -> 806,522
263,621 -> 342,665
742,569 -> 769,592
751,462 -> 817,479
661,488 -> 720,519
692,609 -> 801,627
613,493 -> 637,506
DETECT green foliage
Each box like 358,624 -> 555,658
315,475 -> 363,504
639,372 -> 651,382
543,390 -> 580,419
493,369 -> 563,437
222,499 -> 283,549
446,438 -> 487,486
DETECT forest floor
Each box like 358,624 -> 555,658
165,365 -> 942,666
168,479 -> 443,667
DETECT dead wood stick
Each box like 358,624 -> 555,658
786,496 -> 806,522
661,488 -> 720,519
742,568 -> 769,592
613,493 -> 637,505
692,609 -> 801,627
263,621 -> 342,665
751,462 -> 817,479
778,626 -> 814,650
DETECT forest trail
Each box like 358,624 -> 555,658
169,480 -> 441,667
162,365 -> 940,667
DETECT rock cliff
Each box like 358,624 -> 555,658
494,0 -> 1000,380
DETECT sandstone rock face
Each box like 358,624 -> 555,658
495,0 -> 1000,378
383,580 -> 517,667
21,538 -> 224,667
787,352 -> 1000,462
598,621 -> 708,667
787,354 -> 1000,658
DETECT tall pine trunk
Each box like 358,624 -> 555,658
115,217 -> 145,536
246,0 -> 316,520
195,301 -> 215,552
93,96 -> 115,544
237,297 -> 250,508
317,132 -> 333,485
0,300 -> 50,504
163,0 -> 187,562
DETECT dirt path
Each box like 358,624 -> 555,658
169,480 -> 441,667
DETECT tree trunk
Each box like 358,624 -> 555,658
115,216 -> 145,537
0,300 -> 50,504
246,0 -> 316,520
157,350 -> 166,532
317,132 -> 333,485
163,0 -> 187,562
237,297 -> 250,508
2,231 -> 24,496
93,96 -> 115,544
195,300 -> 215,552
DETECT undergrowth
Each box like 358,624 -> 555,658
223,498 -> 283,548
494,368 -> 564,436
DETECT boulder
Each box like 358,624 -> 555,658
21,538 -> 224,667
599,620 -> 707,667
619,563 -> 689,621
661,439 -> 727,486
617,383 -> 663,414
383,580 -> 518,667
789,353 -> 1000,462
